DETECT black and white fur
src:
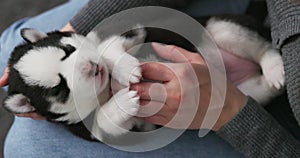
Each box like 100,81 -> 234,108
4,27 -> 154,141
3,15 -> 284,141
205,15 -> 284,104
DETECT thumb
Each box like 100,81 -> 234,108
152,42 -> 205,64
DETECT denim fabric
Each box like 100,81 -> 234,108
5,117 -> 243,158
2,0 -> 250,157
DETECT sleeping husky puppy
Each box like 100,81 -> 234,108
3,15 -> 284,141
4,27 -> 151,141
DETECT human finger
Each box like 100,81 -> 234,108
131,82 -> 167,101
152,43 -> 205,64
138,100 -> 177,118
141,62 -> 174,82
15,112 -> 46,120
137,99 -> 165,117
140,100 -> 198,129
141,114 -> 169,126
0,67 -> 9,87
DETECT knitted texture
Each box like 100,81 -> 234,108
70,0 -> 188,35
218,1 -> 300,157
282,37 -> 300,125
267,0 -> 300,125
217,97 -> 300,158
267,0 -> 300,48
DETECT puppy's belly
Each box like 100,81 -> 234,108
219,47 -> 261,86
97,83 -> 111,105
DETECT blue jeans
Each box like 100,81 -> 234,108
5,117 -> 243,158
2,0 -> 250,157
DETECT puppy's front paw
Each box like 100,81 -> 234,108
114,88 -> 140,119
112,53 -> 141,86
261,50 -> 285,90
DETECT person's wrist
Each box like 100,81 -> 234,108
212,83 -> 247,131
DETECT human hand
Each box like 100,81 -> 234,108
0,67 -> 9,87
14,113 -> 46,120
131,43 -> 247,131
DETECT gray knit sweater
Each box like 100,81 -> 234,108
69,0 -> 300,157
69,0 -> 189,35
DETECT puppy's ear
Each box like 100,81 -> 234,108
3,94 -> 35,114
21,28 -> 48,43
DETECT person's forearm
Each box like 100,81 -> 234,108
266,0 -> 300,48
267,0 -> 300,126
69,0 -> 190,35
217,97 -> 300,158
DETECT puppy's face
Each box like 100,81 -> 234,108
4,29 -> 109,123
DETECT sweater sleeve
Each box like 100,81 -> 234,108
217,97 -> 300,158
69,0 -> 189,35
266,0 -> 300,125
266,0 -> 300,48
218,1 -> 300,157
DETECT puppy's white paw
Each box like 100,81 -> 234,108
112,53 -> 141,86
261,50 -> 285,90
113,88 -> 140,119
264,63 -> 285,90
96,88 -> 140,137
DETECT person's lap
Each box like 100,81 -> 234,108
1,0 -> 252,157
5,117 -> 243,158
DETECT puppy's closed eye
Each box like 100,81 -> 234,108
49,74 -> 70,103
61,44 -> 76,61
